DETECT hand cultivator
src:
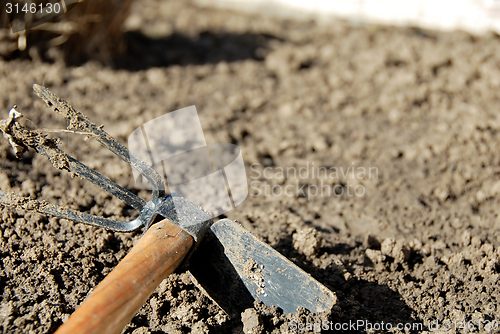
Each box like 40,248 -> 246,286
0,85 -> 336,334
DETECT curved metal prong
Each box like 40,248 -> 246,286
0,104 -> 146,211
0,191 -> 143,232
33,84 -> 166,201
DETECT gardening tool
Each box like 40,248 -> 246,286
0,85 -> 336,334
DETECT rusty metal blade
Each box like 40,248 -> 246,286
188,219 -> 337,318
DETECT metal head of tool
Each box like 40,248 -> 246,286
0,85 -> 211,237
0,85 -> 336,321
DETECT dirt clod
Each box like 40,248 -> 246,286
241,308 -> 262,334
292,227 -> 320,257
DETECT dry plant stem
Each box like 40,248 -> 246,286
39,129 -> 95,137
0,107 -> 145,211
1,0 -> 134,58
32,84 -> 166,201
0,106 -> 27,158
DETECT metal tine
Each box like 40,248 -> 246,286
1,107 -> 146,212
47,150 -> 146,212
32,84 -> 166,201
0,191 -> 143,232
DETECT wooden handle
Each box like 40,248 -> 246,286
55,219 -> 194,334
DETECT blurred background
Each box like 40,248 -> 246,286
2,0 -> 499,64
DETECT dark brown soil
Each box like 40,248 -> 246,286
2,0 -> 500,333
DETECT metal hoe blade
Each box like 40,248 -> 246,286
189,219 -> 337,316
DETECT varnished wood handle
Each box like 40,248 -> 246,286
55,219 -> 194,334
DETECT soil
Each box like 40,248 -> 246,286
1,0 -> 500,333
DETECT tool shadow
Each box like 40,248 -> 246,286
272,237 -> 428,334
77,31 -> 277,70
